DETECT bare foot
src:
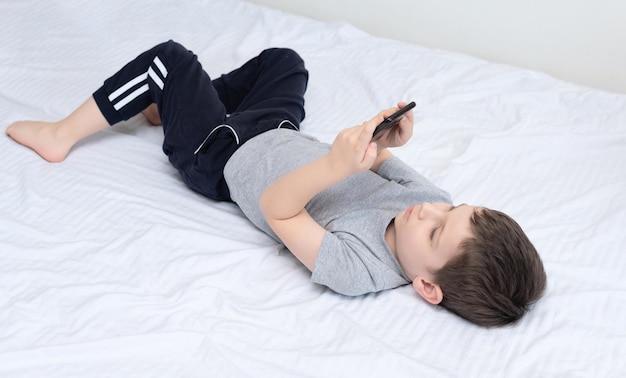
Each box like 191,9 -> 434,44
6,121 -> 74,162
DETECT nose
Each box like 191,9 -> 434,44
418,202 -> 440,220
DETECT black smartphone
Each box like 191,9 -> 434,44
372,101 -> 416,140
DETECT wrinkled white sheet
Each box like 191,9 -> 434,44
1,0 -> 625,376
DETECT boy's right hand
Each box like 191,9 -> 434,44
327,117 -> 380,177
327,103 -> 414,177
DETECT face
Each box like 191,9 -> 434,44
391,203 -> 477,281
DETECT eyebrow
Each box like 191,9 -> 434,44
436,204 -> 461,248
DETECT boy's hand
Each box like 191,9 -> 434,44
373,102 -> 414,150
327,102 -> 414,176
328,117 -> 379,176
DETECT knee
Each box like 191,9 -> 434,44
159,40 -> 191,58
148,40 -> 197,72
261,48 -> 305,70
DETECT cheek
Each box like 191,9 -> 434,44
402,233 -> 424,256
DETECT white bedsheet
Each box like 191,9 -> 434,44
1,1 -> 625,376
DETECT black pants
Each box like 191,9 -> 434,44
93,40 -> 308,201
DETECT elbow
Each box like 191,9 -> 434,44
259,186 -> 288,222
259,188 -> 273,221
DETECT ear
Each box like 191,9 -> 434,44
412,277 -> 443,305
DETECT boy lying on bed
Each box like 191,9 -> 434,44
6,41 -> 546,327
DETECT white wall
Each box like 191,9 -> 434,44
246,0 -> 626,94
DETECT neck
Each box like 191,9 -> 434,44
386,218 -> 415,281
385,220 -> 397,259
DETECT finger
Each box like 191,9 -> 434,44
373,105 -> 402,126
362,115 -> 382,138
380,106 -> 398,119
399,108 -> 414,126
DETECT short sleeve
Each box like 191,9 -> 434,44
377,157 -> 452,203
311,231 -> 407,296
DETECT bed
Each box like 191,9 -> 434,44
1,0 -> 625,376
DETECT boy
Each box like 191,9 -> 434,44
6,41 -> 546,327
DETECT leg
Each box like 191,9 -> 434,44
6,40 -> 208,162
212,48 -> 308,139
92,40 -> 234,200
6,97 -> 108,162
189,48 -> 309,201
141,103 -> 161,126
97,41 -> 227,165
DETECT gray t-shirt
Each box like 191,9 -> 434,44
223,129 -> 452,296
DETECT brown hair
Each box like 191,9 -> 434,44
434,208 -> 546,327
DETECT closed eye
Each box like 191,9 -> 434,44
429,226 -> 439,241
432,204 -> 460,245
430,204 -> 456,243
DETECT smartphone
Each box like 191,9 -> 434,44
372,101 -> 416,140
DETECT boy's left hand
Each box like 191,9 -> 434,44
372,102 -> 414,149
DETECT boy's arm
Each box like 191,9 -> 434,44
259,116 -> 381,271
259,156 -> 347,270
370,148 -> 394,173
260,103 -> 414,271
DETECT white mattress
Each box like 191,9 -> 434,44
1,1 -> 625,376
